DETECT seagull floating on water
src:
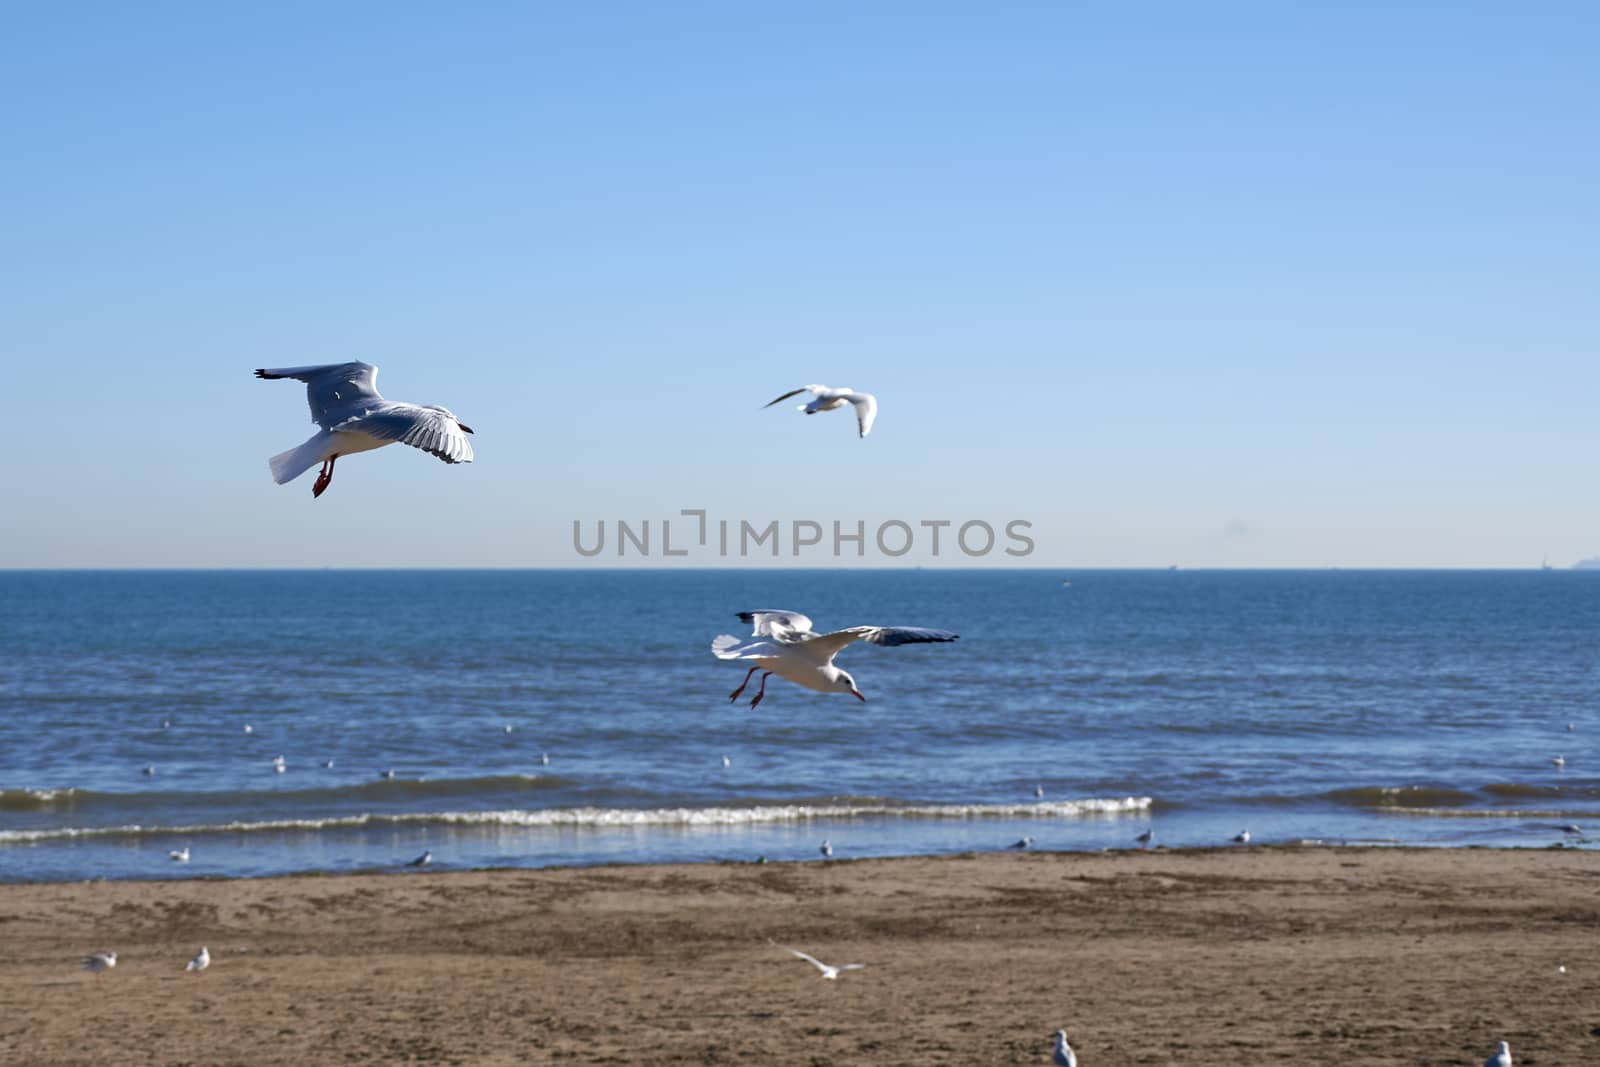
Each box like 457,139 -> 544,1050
82,952 -> 117,976
820,840 -> 833,858
712,610 -> 958,708
1010,836 -> 1035,850
243,724 -> 253,734
539,753 -> 550,766
322,759 -> 334,769
1485,1040 -> 1513,1067
763,385 -> 878,438
1233,829 -> 1251,845
255,362 -> 474,498
1053,1029 -> 1078,1067
1560,823 -> 1584,836
409,850 -> 432,868
186,946 -> 210,973
1552,756 -> 1566,769
1034,784 -> 1045,799
380,769 -> 396,780
142,765 -> 155,776
272,755 -> 286,774
770,941 -> 866,980
169,847 -> 190,863
721,755 -> 731,768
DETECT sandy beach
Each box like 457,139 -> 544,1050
2,847 -> 1597,1065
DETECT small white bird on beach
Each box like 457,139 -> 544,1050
186,946 -> 210,973
82,952 -> 117,976
1136,828 -> 1154,849
820,840 -> 833,858
712,610 -> 958,708
169,847 -> 190,863
409,850 -> 432,868
1485,1039 -> 1512,1067
1232,829 -> 1251,845
763,385 -> 878,438
770,941 -> 866,980
255,362 -> 474,498
1053,1029 -> 1078,1067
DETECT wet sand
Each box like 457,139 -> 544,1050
2,847 -> 1597,1065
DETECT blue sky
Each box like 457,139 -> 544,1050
2,2 -> 1596,567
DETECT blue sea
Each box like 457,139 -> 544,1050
1,570 -> 1596,883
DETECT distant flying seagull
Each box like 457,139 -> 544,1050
1485,1040 -> 1512,1067
255,362 -> 474,498
820,840 -> 833,858
169,847 -> 190,863
1136,828 -> 1154,849
186,946 -> 210,973
1010,836 -> 1035,850
763,385 -> 878,438
712,610 -> 957,708
770,941 -> 866,980
1233,829 -> 1251,845
409,850 -> 432,868
1053,1030 -> 1078,1067
82,952 -> 117,977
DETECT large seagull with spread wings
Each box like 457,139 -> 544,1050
255,362 -> 474,498
712,610 -> 957,708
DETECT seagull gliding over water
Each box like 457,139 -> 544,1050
763,385 -> 878,438
255,362 -> 474,498
712,610 -> 958,708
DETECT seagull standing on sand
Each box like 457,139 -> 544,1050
770,941 -> 866,980
820,840 -> 833,858
255,362 -> 474,498
186,947 -> 210,973
82,952 -> 117,977
712,610 -> 958,708
1053,1030 -> 1078,1067
409,850 -> 432,868
1485,1040 -> 1513,1067
169,847 -> 190,863
1136,828 -> 1154,849
1232,829 -> 1251,845
1011,836 -> 1035,850
763,385 -> 878,438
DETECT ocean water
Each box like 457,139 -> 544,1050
1,569 -> 1596,883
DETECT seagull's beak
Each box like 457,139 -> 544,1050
852,689 -> 866,702
458,423 -> 475,434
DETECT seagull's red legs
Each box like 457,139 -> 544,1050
748,671 -> 772,709
312,454 -> 338,498
728,666 -> 759,702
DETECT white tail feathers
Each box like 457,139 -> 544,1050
268,433 -> 329,485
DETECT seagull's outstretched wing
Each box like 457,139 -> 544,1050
737,610 -> 815,639
763,387 -> 811,408
844,391 -> 877,437
836,963 -> 866,973
711,634 -> 784,660
333,403 -> 474,464
803,625 -> 959,662
255,363 -> 382,428
770,941 -> 829,972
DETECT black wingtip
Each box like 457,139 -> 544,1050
253,369 -> 274,379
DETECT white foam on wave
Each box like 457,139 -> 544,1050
0,796 -> 1153,843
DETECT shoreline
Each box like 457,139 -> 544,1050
4,846 -> 1597,1065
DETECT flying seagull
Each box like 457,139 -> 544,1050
1485,1040 -> 1513,1067
82,952 -> 117,977
1053,1030 -> 1078,1067
186,946 -> 210,973
763,385 -> 878,438
255,362 -> 473,498
769,941 -> 866,980
712,610 -> 957,708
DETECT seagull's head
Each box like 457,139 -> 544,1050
833,671 -> 866,702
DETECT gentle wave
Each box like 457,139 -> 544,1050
0,775 -> 558,812
0,796 -> 1153,844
